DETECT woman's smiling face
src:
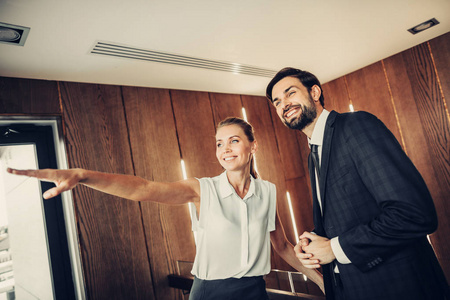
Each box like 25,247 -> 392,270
215,124 -> 256,172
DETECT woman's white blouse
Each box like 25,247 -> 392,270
190,172 -> 276,280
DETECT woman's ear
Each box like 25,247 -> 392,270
251,140 -> 258,154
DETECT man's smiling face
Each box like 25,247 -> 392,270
271,76 -> 317,131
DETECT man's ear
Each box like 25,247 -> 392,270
311,85 -> 321,102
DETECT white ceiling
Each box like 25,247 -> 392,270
0,0 -> 449,96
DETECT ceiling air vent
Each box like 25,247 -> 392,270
0,22 -> 30,46
91,41 -> 277,78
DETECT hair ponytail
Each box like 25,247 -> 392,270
249,155 -> 258,179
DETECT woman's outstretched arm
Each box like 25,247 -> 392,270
270,211 -> 325,294
7,168 -> 200,205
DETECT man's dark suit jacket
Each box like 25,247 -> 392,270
309,110 -> 449,300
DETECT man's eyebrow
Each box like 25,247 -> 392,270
284,86 -> 295,94
273,86 -> 295,102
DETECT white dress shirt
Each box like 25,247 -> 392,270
190,171 -> 277,280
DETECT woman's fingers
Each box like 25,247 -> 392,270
8,168 -> 79,199
8,168 -> 58,182
43,187 -> 62,199
43,180 -> 69,199
8,168 -> 43,178
7,168 -> 35,177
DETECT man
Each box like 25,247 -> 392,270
266,67 -> 449,300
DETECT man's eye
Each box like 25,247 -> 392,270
288,91 -> 295,97
274,101 -> 280,107
217,143 -> 222,147
231,139 -> 239,143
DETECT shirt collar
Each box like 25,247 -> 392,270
219,171 -> 257,201
308,109 -> 330,147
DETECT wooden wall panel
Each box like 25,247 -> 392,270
170,90 -> 222,292
285,177 -> 314,234
170,90 -> 221,178
383,43 -> 450,280
122,86 -> 194,300
428,32 -> 450,281
267,96 -> 324,295
429,32 -> 450,278
268,101 -> 314,242
241,95 -> 293,272
59,82 -> 154,300
345,62 -> 403,145
429,32 -> 450,110
241,96 -> 287,208
321,77 -> 350,113
209,92 -> 243,124
268,101 -> 306,180
0,77 -> 60,114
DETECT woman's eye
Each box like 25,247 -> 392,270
288,91 -> 295,97
231,139 -> 239,143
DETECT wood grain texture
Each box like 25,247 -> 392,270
383,42 -> 450,281
269,101 -> 307,180
170,90 -> 221,178
60,82 -> 154,300
285,178 -> 314,235
428,32 -> 450,281
429,32 -> 450,111
268,100 -> 316,271
0,77 -> 60,114
269,101 -> 314,237
170,89 -> 224,290
322,77 -> 350,113
122,86 -> 195,300
241,95 -> 293,271
345,62 -> 403,145
209,92 -> 244,124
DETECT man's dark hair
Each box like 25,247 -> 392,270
266,67 -> 325,107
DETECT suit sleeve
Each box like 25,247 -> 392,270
337,112 -> 438,272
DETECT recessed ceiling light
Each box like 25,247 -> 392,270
408,18 -> 439,35
0,22 -> 30,46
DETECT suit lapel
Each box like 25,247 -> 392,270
319,110 -> 338,216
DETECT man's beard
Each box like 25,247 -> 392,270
283,100 -> 317,131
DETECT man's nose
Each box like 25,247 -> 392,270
281,99 -> 291,112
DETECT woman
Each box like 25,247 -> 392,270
8,117 -> 324,299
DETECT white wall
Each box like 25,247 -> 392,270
0,145 -> 54,300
